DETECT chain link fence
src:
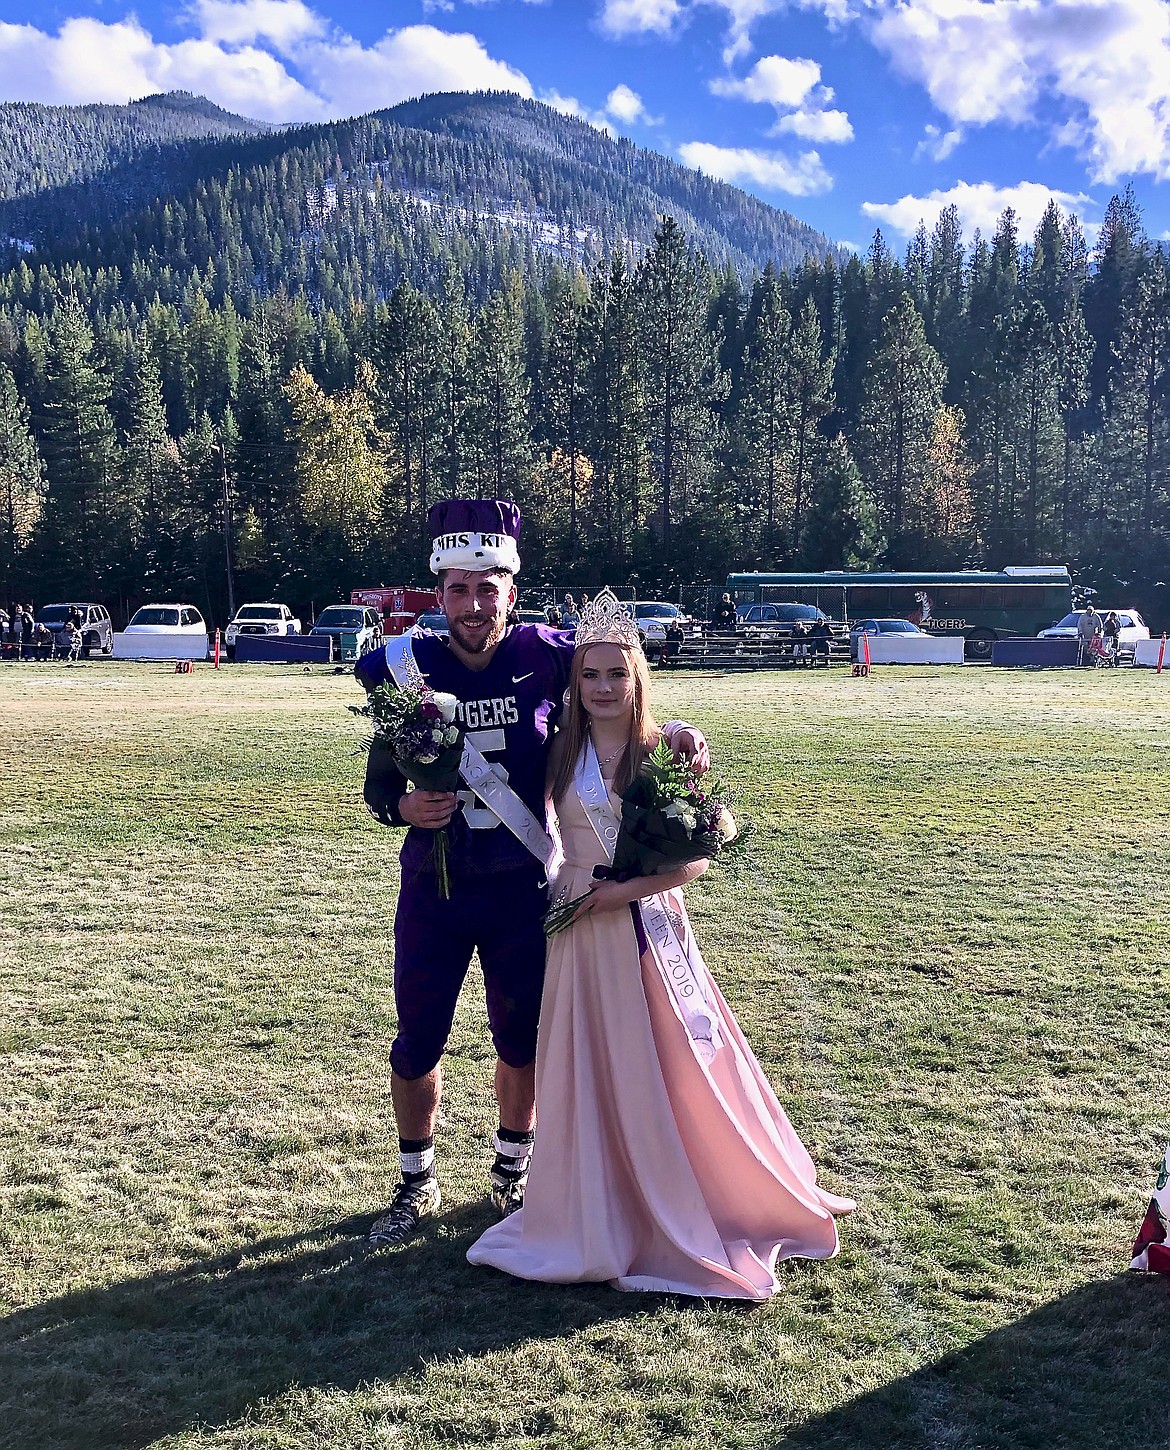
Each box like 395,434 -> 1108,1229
517,582 -> 736,623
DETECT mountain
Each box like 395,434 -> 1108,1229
0,91 -> 270,204
0,91 -> 842,310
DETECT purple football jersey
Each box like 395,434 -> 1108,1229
356,624 -> 575,875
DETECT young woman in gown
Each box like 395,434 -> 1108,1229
467,610 -> 854,1299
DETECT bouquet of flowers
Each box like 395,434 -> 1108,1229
544,740 -> 745,936
351,682 -> 464,897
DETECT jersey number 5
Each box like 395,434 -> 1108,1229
458,728 -> 508,829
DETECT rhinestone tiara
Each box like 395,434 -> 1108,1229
574,587 -> 643,651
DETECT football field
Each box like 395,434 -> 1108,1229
2,660 -> 1168,1449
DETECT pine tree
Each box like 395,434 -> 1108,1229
0,362 -> 43,606
1010,301 -> 1063,557
855,295 -> 945,557
125,343 -> 188,597
372,280 -> 440,553
37,297 -> 126,596
582,253 -> 651,574
1085,185 -> 1147,412
732,269 -> 793,557
1102,254 -> 1170,535
543,270 -> 591,547
638,218 -> 724,557
801,434 -> 883,569
436,271 -> 473,498
466,285 -> 534,512
787,297 -> 835,545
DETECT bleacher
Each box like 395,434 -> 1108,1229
648,628 -> 851,670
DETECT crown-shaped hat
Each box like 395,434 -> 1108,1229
428,499 -> 521,576
575,588 -> 643,651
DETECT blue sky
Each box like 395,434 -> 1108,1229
1,0 -> 1169,253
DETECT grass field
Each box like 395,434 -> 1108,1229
2,659 -> 1169,1450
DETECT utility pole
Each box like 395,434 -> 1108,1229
220,442 -> 236,620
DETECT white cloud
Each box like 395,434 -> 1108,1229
861,179 -> 1093,240
541,88 -> 615,132
0,16 -> 323,117
543,82 -> 657,132
0,13 -> 532,123
871,0 -> 1170,183
678,140 -> 832,195
188,0 -> 323,52
711,54 -> 851,144
299,26 -> 532,115
599,0 -> 683,37
605,83 -> 647,123
711,54 -> 821,108
773,106 -> 852,142
714,0 -> 790,62
914,123 -> 963,162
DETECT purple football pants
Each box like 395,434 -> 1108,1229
391,866 -> 548,1080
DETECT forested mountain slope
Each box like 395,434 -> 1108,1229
0,90 -> 841,306
0,91 -> 269,204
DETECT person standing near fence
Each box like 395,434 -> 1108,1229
1077,605 -> 1102,665
712,593 -> 737,632
809,616 -> 831,666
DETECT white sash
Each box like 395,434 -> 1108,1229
380,634 -> 556,868
574,741 -> 723,1063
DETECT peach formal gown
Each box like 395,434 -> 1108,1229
467,769 -> 854,1299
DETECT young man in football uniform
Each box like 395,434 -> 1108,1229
356,498 -> 707,1247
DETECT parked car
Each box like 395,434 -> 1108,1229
224,602 -> 301,659
849,617 -> 924,660
1038,609 -> 1150,659
412,609 -> 449,636
36,602 -> 114,656
620,600 -> 692,645
513,609 -> 549,625
125,603 -> 207,636
309,604 -> 383,660
736,602 -> 837,638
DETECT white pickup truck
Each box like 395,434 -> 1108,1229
225,603 -> 302,658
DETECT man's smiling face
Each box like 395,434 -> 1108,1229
438,569 -> 516,661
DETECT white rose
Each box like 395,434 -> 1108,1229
714,807 -> 738,844
431,691 -> 459,724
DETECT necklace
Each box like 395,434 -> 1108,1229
592,737 -> 625,766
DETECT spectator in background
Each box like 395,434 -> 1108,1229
809,616 -> 832,667
32,621 -> 53,660
658,618 -> 684,668
1102,611 -> 1121,658
1077,605 -> 1102,665
712,592 -> 737,632
6,607 -> 19,653
561,595 -> 580,631
20,606 -> 33,658
58,617 -> 81,661
545,605 -> 562,628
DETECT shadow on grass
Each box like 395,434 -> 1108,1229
782,1273 -> 1170,1450
0,1204 -> 654,1450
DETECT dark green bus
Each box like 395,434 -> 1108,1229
725,567 -> 1074,660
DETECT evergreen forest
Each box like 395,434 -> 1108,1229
0,91 -> 1167,628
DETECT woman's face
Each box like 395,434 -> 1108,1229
578,644 -> 636,725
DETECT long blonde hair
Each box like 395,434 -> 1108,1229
551,642 -> 660,805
